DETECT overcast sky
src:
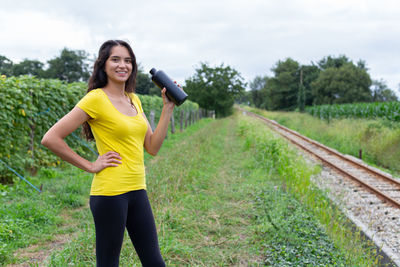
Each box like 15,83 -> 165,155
1,0 -> 399,93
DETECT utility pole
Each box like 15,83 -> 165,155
298,68 -> 306,112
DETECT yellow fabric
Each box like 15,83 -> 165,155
76,89 -> 148,196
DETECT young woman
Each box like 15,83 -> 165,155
41,40 -> 175,266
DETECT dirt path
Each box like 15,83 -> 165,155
9,234 -> 77,267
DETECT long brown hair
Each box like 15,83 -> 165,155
82,40 -> 138,140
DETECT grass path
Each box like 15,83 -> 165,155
42,115 -> 265,266
4,112 -> 378,266
144,116 -> 263,265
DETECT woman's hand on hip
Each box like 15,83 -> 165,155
90,151 -> 122,173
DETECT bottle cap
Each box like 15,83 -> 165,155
149,68 -> 157,75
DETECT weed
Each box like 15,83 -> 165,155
244,106 -> 400,175
238,113 -> 380,266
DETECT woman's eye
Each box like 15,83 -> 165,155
111,58 -> 119,62
125,59 -> 132,64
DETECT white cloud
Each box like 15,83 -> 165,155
0,9 -> 92,62
0,0 -> 399,92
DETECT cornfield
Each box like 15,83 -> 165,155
306,102 -> 400,121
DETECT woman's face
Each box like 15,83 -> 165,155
104,45 -> 133,84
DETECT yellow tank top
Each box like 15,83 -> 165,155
76,89 -> 148,196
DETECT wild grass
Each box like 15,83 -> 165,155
238,114 -> 380,266
244,106 -> 400,175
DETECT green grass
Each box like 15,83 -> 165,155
0,166 -> 92,265
243,106 -> 400,176
238,114 -> 380,266
1,113 -> 381,266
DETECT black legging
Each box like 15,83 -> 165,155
90,189 -> 165,267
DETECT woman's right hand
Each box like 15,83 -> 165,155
90,151 -> 122,173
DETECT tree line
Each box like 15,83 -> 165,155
0,49 -> 90,83
183,55 -> 399,116
0,48 -> 245,117
1,49 -> 398,117
247,55 -> 399,111
0,48 -> 158,95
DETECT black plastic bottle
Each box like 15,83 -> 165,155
149,68 -> 188,106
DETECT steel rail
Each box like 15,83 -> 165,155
242,109 -> 400,209
252,112 -> 400,187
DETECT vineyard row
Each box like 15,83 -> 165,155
0,75 -> 200,183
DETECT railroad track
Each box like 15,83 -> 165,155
240,108 -> 400,266
241,109 -> 400,209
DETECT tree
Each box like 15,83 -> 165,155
356,59 -> 368,71
184,62 -> 246,117
12,59 -> 45,77
311,63 -> 372,105
318,55 -> 350,70
265,58 -> 300,110
371,79 -> 398,102
135,65 -> 154,95
250,60 -> 320,111
149,86 -> 161,96
249,75 -> 269,108
0,55 -> 13,76
45,48 -> 90,83
300,64 -> 320,106
235,90 -> 252,105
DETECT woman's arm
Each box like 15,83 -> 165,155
41,106 -> 122,173
143,88 -> 175,156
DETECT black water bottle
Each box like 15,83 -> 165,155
149,68 -> 188,106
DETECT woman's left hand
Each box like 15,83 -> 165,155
161,81 -> 183,110
161,88 -> 174,108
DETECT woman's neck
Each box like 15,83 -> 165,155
103,81 -> 126,97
